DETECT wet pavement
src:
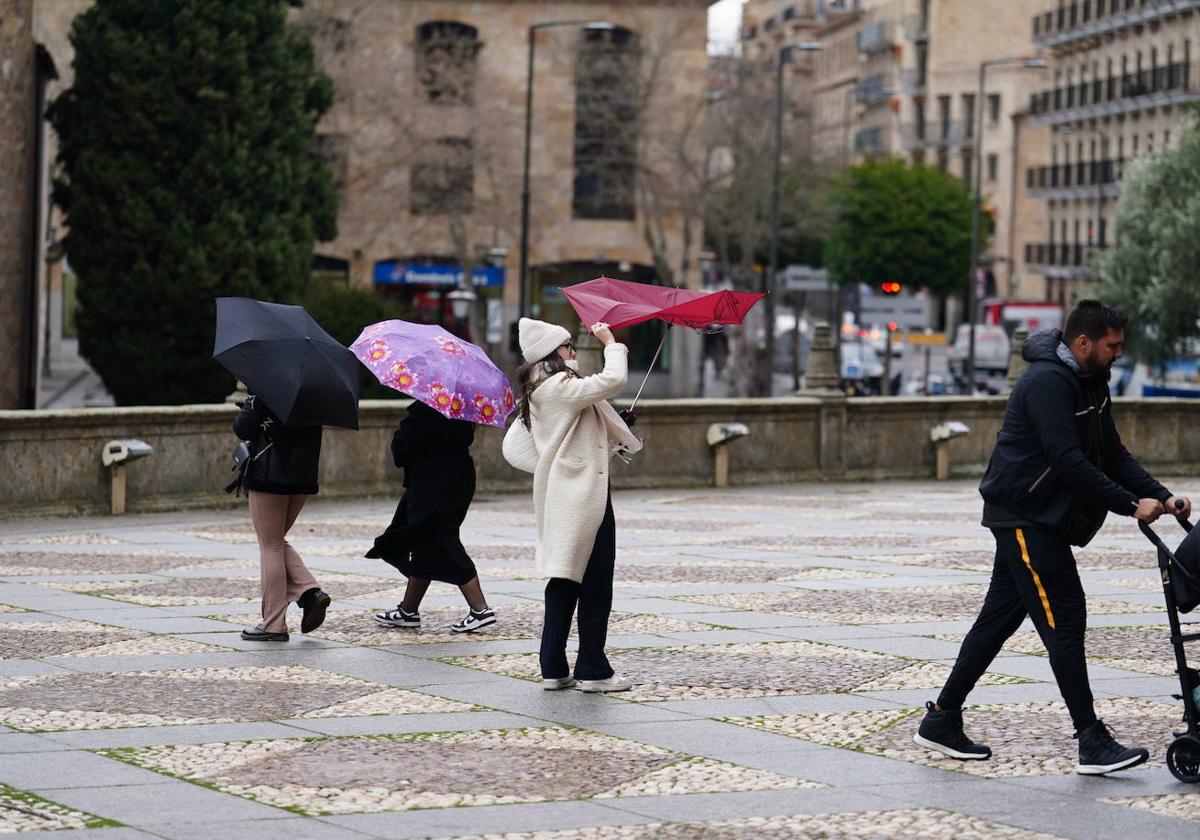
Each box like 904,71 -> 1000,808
0,479 -> 1197,838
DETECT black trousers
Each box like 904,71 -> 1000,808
938,527 -> 1097,732
540,493 -> 616,681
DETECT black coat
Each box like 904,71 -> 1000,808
232,394 -> 322,496
979,329 -> 1168,544
365,401 -> 477,582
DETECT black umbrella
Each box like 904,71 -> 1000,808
212,297 -> 360,430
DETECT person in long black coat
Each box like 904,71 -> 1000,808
366,400 -> 496,632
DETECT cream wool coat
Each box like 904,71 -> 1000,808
504,343 -> 642,583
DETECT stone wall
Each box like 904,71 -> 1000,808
0,0 -> 35,409
4,396 -> 1200,518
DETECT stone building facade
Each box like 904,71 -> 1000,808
293,0 -> 713,393
1026,0 -> 1200,305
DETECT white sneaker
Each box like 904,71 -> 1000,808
576,675 -> 633,693
543,677 -> 577,691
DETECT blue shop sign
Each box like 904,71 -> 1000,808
373,261 -> 504,288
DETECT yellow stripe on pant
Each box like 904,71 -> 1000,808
1016,528 -> 1056,629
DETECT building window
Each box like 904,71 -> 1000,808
988,94 -> 1001,123
573,26 -> 640,221
410,137 -> 474,215
743,25 -> 757,40
764,17 -> 776,32
962,94 -> 976,138
937,148 -> 949,171
783,5 -> 797,22
415,22 -> 480,105
938,95 -> 951,140
987,153 -> 998,182
961,150 -> 972,185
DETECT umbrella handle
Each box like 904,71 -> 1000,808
629,330 -> 668,412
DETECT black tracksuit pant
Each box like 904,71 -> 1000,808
938,526 -> 1097,732
540,492 -> 616,682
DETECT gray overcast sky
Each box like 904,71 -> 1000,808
708,0 -> 743,54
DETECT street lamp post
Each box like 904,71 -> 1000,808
966,56 -> 1046,392
765,41 -> 823,397
517,19 -> 615,334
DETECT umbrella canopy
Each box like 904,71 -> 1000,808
350,320 -> 515,428
212,297 -> 360,430
561,276 -> 765,331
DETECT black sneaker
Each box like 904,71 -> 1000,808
912,701 -> 992,760
299,588 -> 330,634
374,604 -> 420,628
451,606 -> 497,633
1076,719 -> 1149,775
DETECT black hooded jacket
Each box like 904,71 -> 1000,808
979,329 -> 1169,542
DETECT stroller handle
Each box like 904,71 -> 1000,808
1138,500 -> 1192,548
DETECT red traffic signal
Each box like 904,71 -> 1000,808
879,281 -> 902,295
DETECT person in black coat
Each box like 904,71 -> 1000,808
231,394 -> 331,642
367,400 -> 495,632
914,300 -> 1191,777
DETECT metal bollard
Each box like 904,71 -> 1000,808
101,439 -> 154,515
706,423 -> 749,488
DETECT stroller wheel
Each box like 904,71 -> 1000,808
1166,735 -> 1200,783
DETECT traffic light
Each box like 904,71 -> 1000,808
879,281 -> 902,295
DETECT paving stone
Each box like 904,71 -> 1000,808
0,619 -> 223,660
0,781 -> 116,831
45,573 -> 404,607
206,606 -> 719,646
443,640 -> 1024,702
0,551 -> 243,576
0,665 -> 474,731
677,586 -> 1151,624
1103,794 -> 1200,823
935,625 -> 1179,676
435,808 -> 1066,839
108,727 -> 818,815
725,697 -> 1181,777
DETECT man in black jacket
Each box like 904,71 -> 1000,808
914,300 -> 1191,775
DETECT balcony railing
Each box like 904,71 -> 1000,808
856,75 -> 894,105
1033,0 -> 1200,48
1029,62 -> 1198,122
1026,158 -> 1125,191
1024,242 -> 1108,268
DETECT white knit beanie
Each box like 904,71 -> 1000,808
518,317 -> 572,364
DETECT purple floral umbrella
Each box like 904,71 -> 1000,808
350,320 -> 515,428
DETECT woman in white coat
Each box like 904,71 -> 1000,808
505,317 -> 642,692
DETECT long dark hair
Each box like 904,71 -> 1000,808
515,352 -> 579,429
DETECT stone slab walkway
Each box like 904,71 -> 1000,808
0,480 -> 1198,838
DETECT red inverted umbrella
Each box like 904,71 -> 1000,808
561,276 -> 765,407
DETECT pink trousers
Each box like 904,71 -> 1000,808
248,492 -> 318,633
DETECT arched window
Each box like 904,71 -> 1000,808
572,26 -> 640,220
416,22 -> 480,105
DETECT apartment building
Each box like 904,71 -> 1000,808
744,0 -> 1049,302
1025,0 -> 1200,304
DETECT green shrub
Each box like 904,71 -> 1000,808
301,281 -> 408,400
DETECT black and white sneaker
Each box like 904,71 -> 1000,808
1076,719 -> 1149,775
912,701 -> 992,760
374,605 -> 420,628
451,607 -> 496,633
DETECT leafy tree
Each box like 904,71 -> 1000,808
301,281 -> 407,400
48,0 -> 336,404
1097,110 -> 1200,366
824,159 -> 977,297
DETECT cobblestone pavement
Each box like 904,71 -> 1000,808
0,479 -> 1197,839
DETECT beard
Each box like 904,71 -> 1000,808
1084,350 -> 1114,381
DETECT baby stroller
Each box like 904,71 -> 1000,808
1138,504 -> 1200,783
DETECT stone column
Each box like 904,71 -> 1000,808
1005,328 -> 1029,393
795,322 -> 839,393
574,324 -> 602,376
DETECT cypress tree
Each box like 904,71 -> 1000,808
48,0 -> 336,404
